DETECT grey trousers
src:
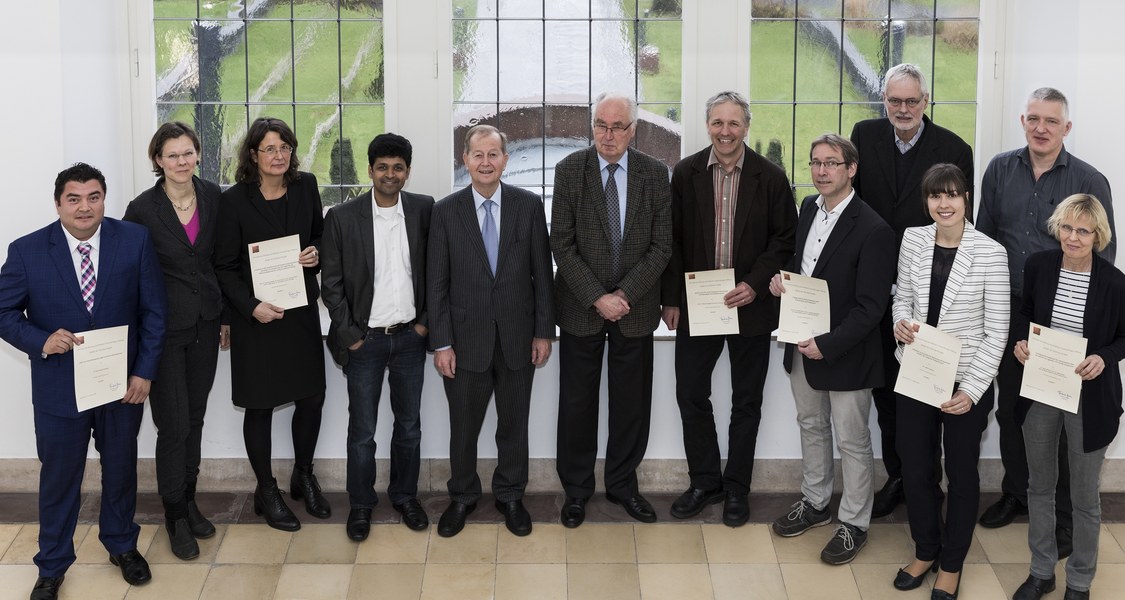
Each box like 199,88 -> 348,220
789,357 -> 875,529
1023,401 -> 1106,592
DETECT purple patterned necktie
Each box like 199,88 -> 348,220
77,242 -> 96,313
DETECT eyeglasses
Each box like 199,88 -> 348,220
885,96 -> 924,108
161,150 -> 197,163
808,160 -> 847,170
1059,224 -> 1095,238
255,145 -> 293,156
593,122 -> 633,135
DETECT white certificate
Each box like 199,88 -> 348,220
1020,323 -> 1087,414
73,325 -> 129,412
895,322 -> 962,408
249,234 -> 308,310
775,271 -> 830,344
684,269 -> 740,336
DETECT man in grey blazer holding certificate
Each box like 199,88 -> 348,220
427,124 -> 555,539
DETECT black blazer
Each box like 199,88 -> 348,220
850,115 -> 974,241
1015,250 -> 1125,452
428,183 -> 554,373
661,145 -> 798,337
780,194 -> 896,391
320,189 -> 434,367
123,176 -> 222,331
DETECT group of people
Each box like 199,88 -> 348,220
0,63 -> 1121,600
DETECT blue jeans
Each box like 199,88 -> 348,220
345,326 -> 426,508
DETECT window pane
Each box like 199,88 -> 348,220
638,20 -> 680,103
793,103 -> 841,186
247,21 -> 294,103
545,21 -> 590,102
294,104 -> 342,185
544,104 -> 592,149
593,0 -> 631,19
842,21 -> 883,103
802,0 -> 843,20
932,21 -> 978,102
796,21 -> 842,102
338,104 -> 384,186
891,0 -> 934,19
454,18 -> 498,103
932,103 -> 976,156
498,0 -> 541,19
341,21 -> 384,102
498,20 -> 544,102
747,103 -> 794,183
842,102 -> 882,135
546,0 -> 589,19
293,0 -> 338,19
155,20 -> 198,103
635,104 -> 681,170
294,20 -> 341,103
639,0 -> 682,19
154,0 -> 197,19
342,1 -> 382,18
938,0 -> 980,19
454,0 -> 496,18
751,21 -> 795,102
750,0 -> 795,18
591,20 -> 637,95
892,20 -> 934,76
201,0 -> 246,20
844,0 -> 884,19
496,103 -> 546,186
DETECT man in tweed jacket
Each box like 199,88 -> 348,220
551,92 -> 672,527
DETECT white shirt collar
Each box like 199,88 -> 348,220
62,222 -> 102,254
472,184 -> 502,210
371,190 -> 405,218
815,189 -> 856,215
598,150 -> 629,174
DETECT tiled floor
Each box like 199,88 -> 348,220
1,492 -> 1123,599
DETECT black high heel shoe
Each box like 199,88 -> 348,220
893,559 -> 938,590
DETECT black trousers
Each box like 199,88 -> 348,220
674,331 -> 770,495
871,303 -> 903,479
556,323 -> 653,499
149,319 -> 219,512
897,389 -> 992,573
995,295 -> 1072,529
444,336 -> 534,504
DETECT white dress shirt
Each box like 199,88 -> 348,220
367,192 -> 415,328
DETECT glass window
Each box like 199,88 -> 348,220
153,0 -> 385,205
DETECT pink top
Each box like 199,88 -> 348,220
183,208 -> 200,245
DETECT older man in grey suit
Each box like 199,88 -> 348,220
551,92 -> 672,527
428,124 -> 554,538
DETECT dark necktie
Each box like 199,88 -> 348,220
605,163 -> 621,279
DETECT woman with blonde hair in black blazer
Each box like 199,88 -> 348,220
891,163 -> 1009,599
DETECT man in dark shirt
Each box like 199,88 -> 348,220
976,88 -> 1115,548
849,63 -> 973,517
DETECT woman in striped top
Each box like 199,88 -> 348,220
1012,194 -> 1125,600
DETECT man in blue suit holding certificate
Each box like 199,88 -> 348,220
0,163 -> 167,600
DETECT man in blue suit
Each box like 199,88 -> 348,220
0,163 -> 166,600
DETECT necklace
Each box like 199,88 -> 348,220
164,184 -> 196,212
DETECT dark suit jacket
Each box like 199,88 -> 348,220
427,182 -> 554,373
1015,250 -> 1125,452
123,176 -> 222,331
321,189 -> 434,367
661,145 -> 798,337
551,146 -> 671,337
0,218 -> 167,417
850,115 -> 973,240
780,194 -> 896,391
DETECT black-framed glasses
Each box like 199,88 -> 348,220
593,122 -> 633,135
885,96 -> 924,108
809,160 -> 846,170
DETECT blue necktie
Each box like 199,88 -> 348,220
605,163 -> 622,279
482,199 -> 498,275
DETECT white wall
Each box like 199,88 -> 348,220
1,0 -> 1123,463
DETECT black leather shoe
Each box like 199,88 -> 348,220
1057,525 -> 1073,559
1012,574 -> 1056,600
109,549 -> 152,586
496,499 -> 533,536
30,576 -> 64,600
561,497 -> 587,528
872,477 -> 904,518
437,501 -> 476,537
346,508 -> 372,541
290,463 -> 331,519
670,487 -> 724,519
722,491 -> 750,527
893,560 -> 937,590
394,498 -> 430,531
1063,587 -> 1090,600
166,517 -> 200,560
606,492 -> 657,523
931,570 -> 960,600
978,493 -> 1027,528
185,499 -> 215,539
254,478 -> 301,532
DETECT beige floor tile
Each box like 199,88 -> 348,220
709,563 -> 786,600
354,524 -> 430,564
955,563 -> 1010,599
0,565 -> 46,600
565,524 -> 636,563
74,525 -> 159,565
566,563 -> 640,600
851,563 -> 932,600
851,523 -> 914,564
2,524 -> 90,565
198,564 -> 281,600
420,563 -> 495,600
1095,525 -> 1125,563
144,524 -> 227,564
976,523 -> 1033,563
1105,523 -> 1125,552
122,564 -> 210,600
495,563 -> 567,600
780,563 -> 862,600
273,564 -> 353,600
348,564 -> 424,600
0,525 -> 21,559
496,523 -> 566,564
963,533 -> 990,563
638,563 -> 714,600
286,524 -> 358,564
1091,563 -> 1125,599
635,524 -> 706,563
425,524 -> 497,564
771,524 -> 839,564
58,564 -> 129,600
702,524 -> 778,563
992,562 -> 1065,600
214,524 -> 293,564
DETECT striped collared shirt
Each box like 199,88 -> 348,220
707,147 -> 745,269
